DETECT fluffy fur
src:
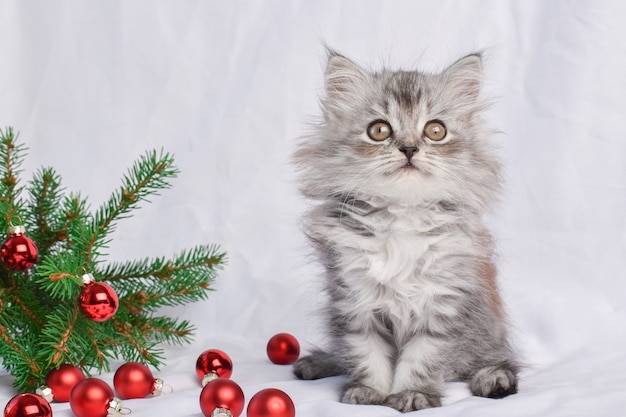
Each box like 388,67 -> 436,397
292,50 -> 519,412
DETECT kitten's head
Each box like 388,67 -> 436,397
295,50 -> 501,210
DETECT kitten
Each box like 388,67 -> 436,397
292,50 -> 519,412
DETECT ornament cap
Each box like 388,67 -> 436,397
154,378 -> 174,395
212,408 -> 233,417
81,273 -> 96,285
202,372 -> 219,387
36,385 -> 54,403
107,397 -> 131,416
6,224 -> 26,235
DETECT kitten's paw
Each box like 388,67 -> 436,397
293,350 -> 343,380
384,390 -> 441,412
470,366 -> 518,399
293,355 -> 323,380
341,384 -> 386,405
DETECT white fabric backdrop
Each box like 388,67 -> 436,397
1,1 -> 626,416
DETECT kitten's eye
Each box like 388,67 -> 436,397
367,120 -> 393,141
424,120 -> 447,142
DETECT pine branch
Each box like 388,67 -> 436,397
141,316 -> 195,345
7,288 -> 45,328
111,318 -> 164,366
61,193 -> 91,246
101,244 -> 225,282
26,167 -> 66,253
0,320 -> 44,391
87,327 -> 111,370
0,129 -> 226,393
0,127 -> 25,222
82,149 -> 179,268
34,253 -> 85,301
49,308 -> 80,366
100,244 -> 224,313
1,271 -> 46,334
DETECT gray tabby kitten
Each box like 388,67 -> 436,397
292,50 -> 519,412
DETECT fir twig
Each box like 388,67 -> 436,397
87,328 -> 109,369
0,128 -> 28,231
112,318 -> 163,365
83,149 -> 179,268
0,127 -> 24,205
49,308 -> 80,366
0,322 -> 43,384
99,245 -> 224,315
26,167 -> 66,253
9,291 -> 45,328
141,316 -> 195,345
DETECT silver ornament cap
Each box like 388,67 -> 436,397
202,372 -> 219,387
6,225 -> 26,235
211,408 -> 233,417
81,273 -> 95,285
107,397 -> 131,416
152,378 -> 164,396
35,385 -> 54,403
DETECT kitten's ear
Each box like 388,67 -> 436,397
324,50 -> 369,106
443,53 -> 483,104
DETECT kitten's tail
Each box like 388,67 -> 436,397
293,349 -> 346,380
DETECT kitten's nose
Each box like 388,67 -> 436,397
399,146 -> 418,160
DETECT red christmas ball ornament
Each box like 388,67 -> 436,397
247,389 -> 295,417
39,363 -> 86,402
114,362 -> 165,399
78,274 -> 118,322
4,393 -> 52,417
70,378 -> 126,417
266,333 -> 300,365
195,349 -> 233,386
199,379 -> 245,417
0,225 -> 38,271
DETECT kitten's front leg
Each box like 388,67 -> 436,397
385,336 -> 447,412
339,330 -> 395,406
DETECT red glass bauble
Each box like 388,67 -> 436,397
79,282 -> 118,322
114,362 -> 158,399
247,389 -> 295,417
266,333 -> 300,365
4,393 -> 52,417
46,363 -> 86,402
0,226 -> 38,271
195,349 -> 233,385
199,379 -> 244,417
70,378 -> 115,417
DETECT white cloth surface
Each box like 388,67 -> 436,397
1,1 -> 626,416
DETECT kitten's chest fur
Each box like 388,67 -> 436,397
314,199 -> 485,326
